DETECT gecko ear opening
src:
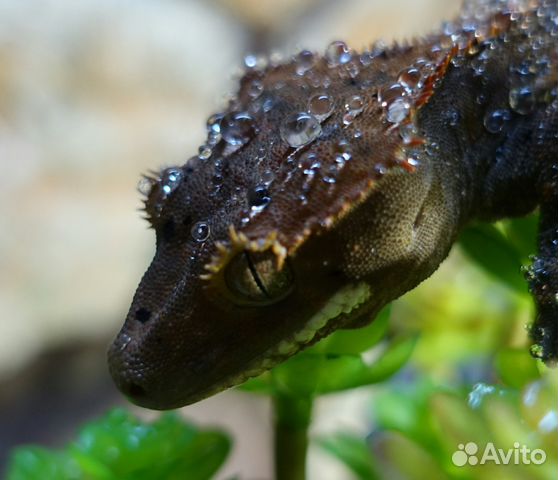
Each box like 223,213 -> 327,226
224,251 -> 294,306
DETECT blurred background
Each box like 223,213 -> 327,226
1,1 -> 556,479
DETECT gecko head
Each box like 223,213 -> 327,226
109,43 -> 455,409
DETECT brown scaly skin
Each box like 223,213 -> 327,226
109,0 -> 558,410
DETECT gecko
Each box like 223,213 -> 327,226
109,0 -> 558,410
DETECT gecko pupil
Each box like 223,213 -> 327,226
224,251 -> 294,305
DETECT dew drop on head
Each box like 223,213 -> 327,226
280,112 -> 322,148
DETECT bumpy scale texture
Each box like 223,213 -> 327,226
109,0 -> 558,409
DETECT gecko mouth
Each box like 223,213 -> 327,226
205,281 -> 373,399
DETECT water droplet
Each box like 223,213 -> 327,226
261,170 -> 274,185
509,86 -> 536,114
322,168 -> 337,184
387,98 -> 411,123
307,94 -> 334,121
198,145 -> 212,160
374,163 -> 388,175
397,67 -> 421,92
244,54 -> 257,69
161,168 -> 183,196
119,334 -> 131,351
530,343 -> 545,359
399,122 -> 418,144
295,49 -> 315,75
191,221 -> 210,242
247,79 -> 264,98
298,151 -> 320,171
342,112 -> 356,126
446,108 -> 461,126
379,83 -> 406,107
280,112 -> 322,148
468,383 -> 496,409
345,95 -> 365,115
221,112 -> 256,146
298,152 -> 320,192
207,113 -> 223,134
407,155 -> 420,167
137,177 -> 154,196
483,108 -> 512,133
248,185 -> 271,213
325,40 -> 352,66
262,97 -> 274,113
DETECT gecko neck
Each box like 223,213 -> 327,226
419,39 -> 544,228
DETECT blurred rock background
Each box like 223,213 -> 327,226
0,1 -> 461,478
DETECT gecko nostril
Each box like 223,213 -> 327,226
135,307 -> 152,323
125,382 -> 146,399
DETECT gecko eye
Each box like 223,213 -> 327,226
224,251 -> 294,306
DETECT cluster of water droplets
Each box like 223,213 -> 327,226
138,167 -> 184,222
467,379 -> 558,436
458,0 -> 557,134
180,0 -> 557,233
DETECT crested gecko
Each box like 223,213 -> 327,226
109,0 -> 558,409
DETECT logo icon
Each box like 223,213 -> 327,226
452,442 -> 479,467
451,442 -> 547,467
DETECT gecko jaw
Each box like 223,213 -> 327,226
213,282 -> 372,395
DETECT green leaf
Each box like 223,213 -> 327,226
272,335 -> 417,396
6,409 -> 231,480
501,214 -> 538,260
495,347 -> 540,389
368,431 -> 447,480
318,305 -> 391,355
317,432 -> 377,480
237,372 -> 273,395
359,335 -> 418,385
458,224 -> 526,294
6,448 -> 81,480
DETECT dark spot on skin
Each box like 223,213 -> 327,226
161,218 -> 176,242
135,307 -> 152,323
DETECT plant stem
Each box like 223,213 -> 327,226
273,393 -> 313,480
